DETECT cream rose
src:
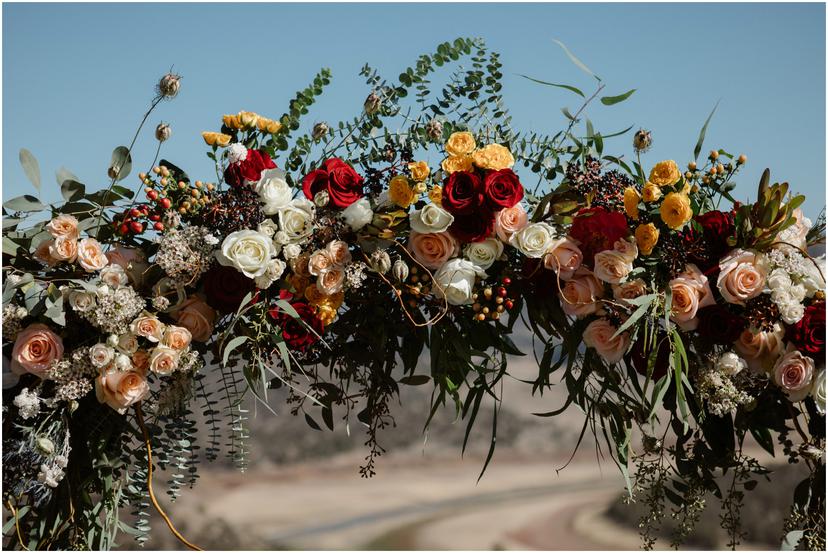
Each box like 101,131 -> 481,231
463,238 -> 503,270
326,240 -> 352,267
77,238 -> 108,272
432,258 -> 486,306
583,318 -> 630,364
308,250 -> 334,276
277,198 -> 315,243
117,333 -> 139,354
717,249 -> 766,305
100,264 -> 128,288
173,296 -> 217,343
216,229 -> 278,279
255,168 -> 292,215
560,268 -> 604,318
317,268 -> 346,296
593,250 -> 634,284
254,258 -> 287,290
668,264 -> 715,330
811,369 -> 825,414
48,236 -> 78,263
772,348 -> 815,401
544,237 -> 582,280
340,197 -> 373,231
734,323 -> 785,373
494,204 -> 529,242
509,222 -> 556,258
149,345 -> 181,376
716,351 -> 747,377
410,204 -> 455,234
95,367 -> 149,413
162,325 -> 192,350
130,314 -> 165,343
69,290 -> 96,312
46,214 -> 80,240
408,231 -> 460,270
89,343 -> 115,368
11,324 -> 64,378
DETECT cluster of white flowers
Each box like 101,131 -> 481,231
37,454 -> 69,488
2,303 -> 27,340
763,248 -> 826,324
696,359 -> 753,418
13,388 -> 41,420
70,283 -> 146,335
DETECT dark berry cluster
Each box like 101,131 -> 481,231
198,186 -> 264,238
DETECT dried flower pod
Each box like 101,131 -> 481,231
371,250 -> 392,275
314,190 -> 330,208
155,123 -> 172,142
157,72 -> 181,98
633,129 -> 652,153
425,119 -> 443,141
364,91 -> 381,115
312,122 -> 329,140
392,258 -> 409,282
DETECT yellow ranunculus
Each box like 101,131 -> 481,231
635,223 -> 660,255
201,132 -> 232,147
388,175 -> 416,208
472,144 -> 515,171
445,131 -> 476,157
316,305 -> 337,325
222,114 -> 241,129
304,284 -> 326,306
440,155 -> 473,174
255,117 -> 282,134
409,160 -> 430,182
660,192 -> 693,230
648,160 -> 681,187
429,185 -> 443,204
238,111 -> 259,130
642,181 -> 662,203
624,187 -> 640,220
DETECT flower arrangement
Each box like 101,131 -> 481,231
2,38 -> 825,550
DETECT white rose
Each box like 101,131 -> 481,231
117,333 -> 139,354
216,229 -> 277,279
277,199 -> 315,243
778,301 -> 805,325
340,197 -> 373,231
508,222 -> 556,258
255,168 -> 292,215
257,219 -> 278,238
410,204 -> 454,234
812,369 -> 826,415
432,258 -> 486,306
114,353 -> 132,371
69,290 -> 96,312
282,243 -> 302,260
716,351 -> 747,377
254,258 -> 287,289
226,143 -> 248,165
89,343 -> 115,368
801,255 -> 826,298
767,268 -> 792,291
463,238 -> 503,270
100,264 -> 128,288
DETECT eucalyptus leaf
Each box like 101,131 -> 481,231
19,148 -> 41,192
108,146 -> 132,182
553,39 -> 600,81
4,194 -> 46,212
693,100 -> 720,161
600,89 -> 636,106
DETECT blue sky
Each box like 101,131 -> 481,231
3,2 -> 826,218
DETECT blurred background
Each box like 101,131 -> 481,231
2,2 -> 824,550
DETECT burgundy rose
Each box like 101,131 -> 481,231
202,265 -> 256,314
302,158 -> 364,209
269,292 -> 324,351
629,334 -> 670,380
569,207 -> 629,267
224,149 -> 276,188
483,169 -> 524,211
696,304 -> 747,345
683,210 -> 736,272
442,170 -> 484,215
448,211 -> 495,243
786,301 -> 826,355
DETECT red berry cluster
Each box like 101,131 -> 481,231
471,276 -> 515,322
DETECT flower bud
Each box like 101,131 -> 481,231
312,122 -> 329,140
155,123 -> 172,142
737,154 -> 747,165
313,190 -> 330,208
633,129 -> 652,153
114,353 -> 131,371
371,250 -> 392,275
106,334 -> 119,348
392,259 -> 409,282
238,111 -> 259,130
36,437 -> 55,456
157,72 -> 181,98
709,149 -> 719,160
364,91 -> 381,115
425,119 -> 443,141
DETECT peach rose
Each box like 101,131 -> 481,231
77,237 -> 109,272
106,246 -> 149,285
95,367 -> 150,413
130,314 -> 165,343
717,249 -> 766,305
593,250 -> 634,284
11,324 -> 64,378
48,236 -> 78,263
173,296 -> 217,342
544,236 -> 583,280
583,318 -> 631,364
308,250 -> 334,277
162,325 -> 192,350
772,348 -> 815,401
325,240 -> 352,267
46,214 -> 80,240
34,240 -> 58,266
560,268 -> 604,318
734,323 -> 785,373
317,268 -> 345,295
613,279 -> 647,304
669,264 -> 715,330
612,238 -> 638,262
149,345 -> 181,376
494,204 -> 529,242
408,231 -> 459,270
132,350 -> 150,371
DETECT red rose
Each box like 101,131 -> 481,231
569,207 -> 629,266
269,293 -> 324,351
302,158 -> 364,209
202,265 -> 256,314
696,304 -> 747,345
683,210 -> 735,272
483,169 -> 524,211
224,149 -> 276,188
442,171 -> 484,215
449,211 -> 496,243
786,301 -> 826,355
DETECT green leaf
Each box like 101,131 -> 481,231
61,179 -> 86,201
4,194 -> 46,212
222,335 -> 248,366
19,148 -> 41,192
782,531 -> 804,551
693,100 -> 720,161
399,375 -> 430,386
517,74 -> 584,97
109,146 -> 132,182
55,166 -> 79,188
553,39 -> 600,81
600,89 -> 636,106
